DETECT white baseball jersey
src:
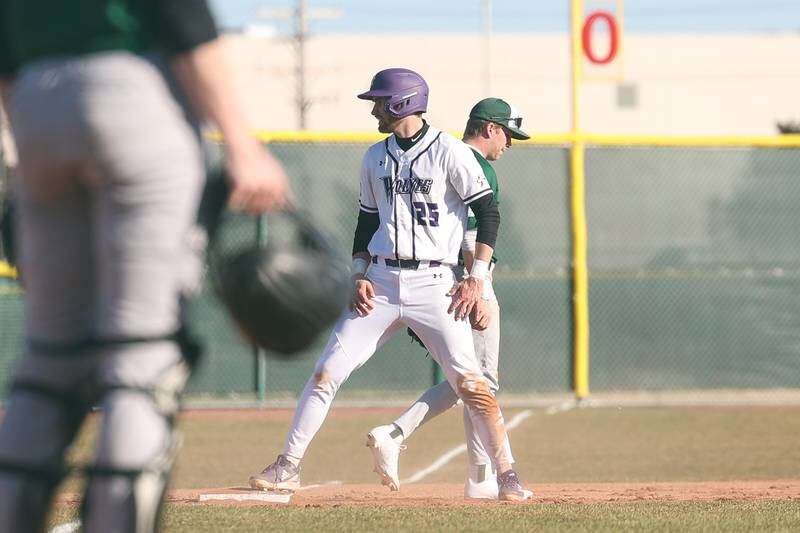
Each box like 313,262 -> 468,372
358,126 -> 492,264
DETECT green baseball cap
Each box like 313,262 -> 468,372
469,97 -> 530,140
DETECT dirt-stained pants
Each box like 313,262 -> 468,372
281,262 -> 512,474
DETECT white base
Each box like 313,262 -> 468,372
198,492 -> 292,504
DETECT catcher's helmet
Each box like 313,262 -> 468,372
199,166 -> 350,357
357,67 -> 429,118
212,209 -> 350,355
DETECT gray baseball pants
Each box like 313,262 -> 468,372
393,265 -> 515,467
0,52 -> 204,532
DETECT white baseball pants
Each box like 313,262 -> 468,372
282,262 -> 512,472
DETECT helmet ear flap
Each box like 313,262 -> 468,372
386,98 -> 409,118
385,91 -> 425,119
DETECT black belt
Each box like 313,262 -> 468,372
372,257 -> 443,270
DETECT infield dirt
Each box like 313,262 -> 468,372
154,480 -> 800,507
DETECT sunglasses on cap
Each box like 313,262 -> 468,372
484,116 -> 523,129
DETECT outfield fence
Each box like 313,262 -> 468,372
1,133 -> 800,401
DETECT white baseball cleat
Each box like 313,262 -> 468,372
366,424 -> 406,491
464,464 -> 500,499
249,454 -> 301,492
497,469 -> 533,501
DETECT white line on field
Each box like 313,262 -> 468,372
50,521 -> 81,533
545,399 -> 579,415
401,409 -> 533,485
296,480 -> 342,491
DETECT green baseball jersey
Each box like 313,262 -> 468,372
0,0 -> 218,77
466,146 -> 499,263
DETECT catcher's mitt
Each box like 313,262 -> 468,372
407,327 -> 428,351
199,164 -> 350,357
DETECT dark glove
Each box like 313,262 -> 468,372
199,164 -> 350,357
407,327 -> 429,352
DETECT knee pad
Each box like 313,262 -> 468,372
149,358 -> 192,422
457,375 -> 498,417
81,357 -> 188,533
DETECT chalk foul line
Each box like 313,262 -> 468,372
402,409 -> 533,485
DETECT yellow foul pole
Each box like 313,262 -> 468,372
570,0 -> 590,399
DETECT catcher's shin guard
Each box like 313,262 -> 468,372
81,427 -> 183,533
0,381 -> 89,533
0,462 -> 66,533
81,363 -> 189,533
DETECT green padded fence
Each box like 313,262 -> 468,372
187,142 -> 573,398
2,142 -> 799,399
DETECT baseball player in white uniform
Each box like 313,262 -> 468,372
368,97 -> 532,500
249,68 -> 530,500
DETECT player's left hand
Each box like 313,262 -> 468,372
447,276 -> 483,321
350,274 -> 376,316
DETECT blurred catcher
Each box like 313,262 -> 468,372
0,0 -> 291,531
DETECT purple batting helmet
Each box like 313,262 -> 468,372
357,68 -> 429,118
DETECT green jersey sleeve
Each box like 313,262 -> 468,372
465,148 -> 500,263
466,150 -> 499,230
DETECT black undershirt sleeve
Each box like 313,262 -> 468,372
157,0 -> 219,53
352,210 -> 380,256
468,194 -> 500,250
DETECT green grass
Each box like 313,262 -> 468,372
49,500 -> 800,533
61,406 -> 800,489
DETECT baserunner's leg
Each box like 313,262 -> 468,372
250,264 -> 403,491
404,266 -> 512,475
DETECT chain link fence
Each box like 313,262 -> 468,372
586,145 -> 800,390
1,140 -> 799,400
187,141 -> 573,399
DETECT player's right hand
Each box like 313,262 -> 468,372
351,274 -> 376,316
226,140 -> 292,214
470,299 -> 492,331
447,276 -> 483,321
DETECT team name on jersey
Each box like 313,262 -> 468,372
380,176 -> 434,201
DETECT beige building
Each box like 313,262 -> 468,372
2,31 -> 799,165
224,31 -> 800,136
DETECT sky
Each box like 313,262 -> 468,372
209,0 -> 800,35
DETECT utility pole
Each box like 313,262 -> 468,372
257,2 -> 342,130
481,0 -> 493,96
295,0 -> 309,129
